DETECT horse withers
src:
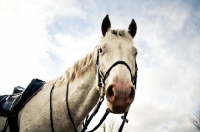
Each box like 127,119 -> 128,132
0,15 -> 138,132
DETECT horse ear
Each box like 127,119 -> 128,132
101,15 -> 111,36
128,19 -> 137,38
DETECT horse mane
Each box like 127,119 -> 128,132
48,29 -> 132,85
49,52 -> 95,85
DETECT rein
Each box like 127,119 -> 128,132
49,49 -> 138,132
50,85 -> 55,132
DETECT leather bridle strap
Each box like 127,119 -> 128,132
81,96 -> 105,132
50,82 -> 107,132
96,48 -> 138,90
50,83 -> 78,132
118,112 -> 129,132
66,83 -> 78,132
86,109 -> 110,132
103,61 -> 134,84
50,85 -> 55,132
132,61 -> 138,89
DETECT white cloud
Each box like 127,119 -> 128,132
120,1 -> 200,132
148,6 -> 188,31
124,100 -> 197,132
0,0 -> 200,132
190,35 -> 200,64
0,0 -> 86,94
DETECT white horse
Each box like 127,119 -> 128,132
0,15 -> 138,132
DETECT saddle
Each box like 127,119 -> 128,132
0,86 -> 24,116
0,78 -> 45,132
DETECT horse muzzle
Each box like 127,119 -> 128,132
106,79 -> 135,114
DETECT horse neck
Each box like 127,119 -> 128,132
55,64 -> 99,129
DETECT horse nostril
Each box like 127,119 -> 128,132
107,85 -> 114,97
129,88 -> 135,98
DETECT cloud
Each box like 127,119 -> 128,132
118,1 -> 200,132
0,0 -> 200,132
146,2 -> 188,31
0,0 -> 87,94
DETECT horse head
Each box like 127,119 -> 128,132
96,15 -> 137,114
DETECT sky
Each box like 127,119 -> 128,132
0,0 -> 200,131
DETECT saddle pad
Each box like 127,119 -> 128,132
14,78 -> 45,111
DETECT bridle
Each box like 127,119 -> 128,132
96,48 -> 138,92
50,49 -> 138,132
50,48 -> 138,132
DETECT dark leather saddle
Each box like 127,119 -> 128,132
0,86 -> 25,116
1,78 -> 45,132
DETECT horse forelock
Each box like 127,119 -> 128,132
104,29 -> 133,42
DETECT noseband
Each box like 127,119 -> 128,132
50,49 -> 138,132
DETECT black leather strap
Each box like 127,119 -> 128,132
103,61 -> 133,84
50,85 -> 55,132
81,97 -> 105,132
118,112 -> 129,132
86,109 -> 110,132
66,83 -> 78,132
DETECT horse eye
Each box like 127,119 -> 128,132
99,48 -> 103,53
